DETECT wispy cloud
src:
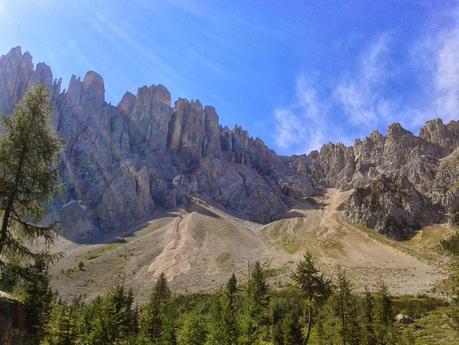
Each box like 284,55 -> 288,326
274,77 -> 324,153
273,35 -> 394,154
0,1 -> 8,21
334,33 -> 394,129
432,9 -> 459,121
274,7 -> 459,155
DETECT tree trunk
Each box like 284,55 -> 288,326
341,294 -> 346,345
0,148 -> 27,255
303,306 -> 312,345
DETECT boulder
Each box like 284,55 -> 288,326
0,291 -> 26,345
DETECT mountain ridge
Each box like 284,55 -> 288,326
0,46 -> 457,241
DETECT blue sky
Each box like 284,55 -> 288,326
1,0 -> 458,155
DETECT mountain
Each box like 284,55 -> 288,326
0,46 -> 457,243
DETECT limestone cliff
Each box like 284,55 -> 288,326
0,47 -> 457,240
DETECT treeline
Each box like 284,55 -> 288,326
1,253 -> 423,345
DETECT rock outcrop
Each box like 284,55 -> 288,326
0,47 -> 457,240
0,291 -> 26,345
343,175 -> 443,240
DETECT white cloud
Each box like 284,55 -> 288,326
432,12 -> 459,121
273,35 -> 395,155
274,77 -> 333,154
274,8 -> 459,155
334,33 -> 394,129
0,1 -> 6,18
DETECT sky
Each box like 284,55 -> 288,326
1,0 -> 459,155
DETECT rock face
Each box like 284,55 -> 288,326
343,175 -> 443,240
0,47 -> 314,240
0,291 -> 26,345
290,119 -> 458,238
0,47 -> 457,241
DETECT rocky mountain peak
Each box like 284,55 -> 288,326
387,122 -> 413,139
0,47 -> 34,114
0,47 -> 457,241
137,84 -> 171,107
81,71 -> 105,107
29,62 -> 53,89
419,118 -> 459,151
117,91 -> 136,114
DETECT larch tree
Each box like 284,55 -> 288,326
0,85 -> 61,267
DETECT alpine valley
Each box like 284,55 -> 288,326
0,47 -> 458,301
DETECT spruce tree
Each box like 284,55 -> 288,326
226,273 -> 240,342
292,252 -> 331,344
227,273 -> 238,297
142,273 -> 172,341
0,85 -> 61,267
240,261 -> 269,344
110,283 -> 138,341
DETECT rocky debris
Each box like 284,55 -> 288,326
0,291 -> 26,345
395,313 -> 414,324
0,46 -> 457,241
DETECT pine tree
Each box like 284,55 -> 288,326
24,257 -> 54,345
292,252 -> 331,345
0,85 -> 62,267
332,267 -> 360,345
